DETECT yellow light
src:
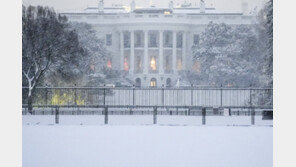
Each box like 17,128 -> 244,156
150,79 -> 157,87
150,56 -> 156,70
164,11 -> 171,15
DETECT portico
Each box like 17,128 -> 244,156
118,29 -> 187,86
120,30 -> 186,74
61,0 -> 255,87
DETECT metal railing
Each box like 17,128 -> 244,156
22,86 -> 273,108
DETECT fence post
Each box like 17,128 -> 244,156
55,107 -> 59,124
104,106 -> 108,124
250,84 -> 255,125
162,84 -> 165,106
249,84 -> 252,107
103,84 -> 106,106
220,84 -> 223,107
191,84 -> 193,106
249,84 -> 253,117
74,84 -> 77,106
251,108 -> 255,125
132,85 -> 135,105
202,107 -> 206,125
45,84 -> 48,107
153,107 -> 157,124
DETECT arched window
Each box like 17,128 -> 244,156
166,78 -> 172,87
150,78 -> 157,87
135,78 -> 141,87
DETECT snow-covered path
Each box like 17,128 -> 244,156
23,124 -> 272,167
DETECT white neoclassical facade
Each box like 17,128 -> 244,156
62,0 -> 256,87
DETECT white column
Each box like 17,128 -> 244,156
172,31 -> 177,74
159,30 -> 164,74
143,30 -> 149,74
182,32 -> 186,70
130,31 -> 134,74
120,31 -> 124,71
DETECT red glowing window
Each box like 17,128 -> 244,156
107,60 -> 112,68
124,57 -> 129,71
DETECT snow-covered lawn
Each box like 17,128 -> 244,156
23,115 -> 273,126
23,115 -> 272,167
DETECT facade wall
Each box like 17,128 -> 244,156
63,12 -> 256,87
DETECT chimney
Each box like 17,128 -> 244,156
131,0 -> 136,12
169,1 -> 174,11
200,0 -> 205,13
241,1 -> 249,15
98,0 -> 104,13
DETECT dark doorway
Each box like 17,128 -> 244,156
135,78 -> 141,87
166,78 -> 172,87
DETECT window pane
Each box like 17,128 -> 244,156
106,34 -> 112,46
149,32 -> 158,47
124,32 -> 131,48
193,34 -> 200,45
177,33 -> 183,48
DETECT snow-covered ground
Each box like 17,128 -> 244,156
23,115 -> 272,167
23,115 -> 272,126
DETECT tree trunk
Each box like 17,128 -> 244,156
28,95 -> 33,115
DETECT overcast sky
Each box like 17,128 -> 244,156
23,0 -> 268,13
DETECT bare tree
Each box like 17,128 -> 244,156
22,6 -> 84,113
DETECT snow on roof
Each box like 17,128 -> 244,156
62,6 -> 242,15
84,7 -> 128,14
133,8 -> 173,14
173,7 -> 219,14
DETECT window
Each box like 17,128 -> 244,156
106,34 -> 112,46
136,56 -> 142,72
150,78 -> 157,87
124,33 -> 130,48
135,78 -> 141,87
124,57 -> 129,71
165,55 -> 171,70
107,59 -> 112,69
135,32 -> 143,47
177,33 -> 183,48
164,31 -> 172,47
150,56 -> 157,71
166,78 -> 172,87
193,34 -> 200,45
149,32 -> 158,47
177,57 -> 182,71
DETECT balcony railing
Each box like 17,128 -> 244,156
164,69 -> 173,74
149,69 -> 159,74
135,69 -> 143,74
64,13 -> 254,23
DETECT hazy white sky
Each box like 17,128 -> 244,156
22,0 -> 268,13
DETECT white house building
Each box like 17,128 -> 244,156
61,0 -> 256,87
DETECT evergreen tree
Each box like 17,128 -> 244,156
191,22 -> 262,87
